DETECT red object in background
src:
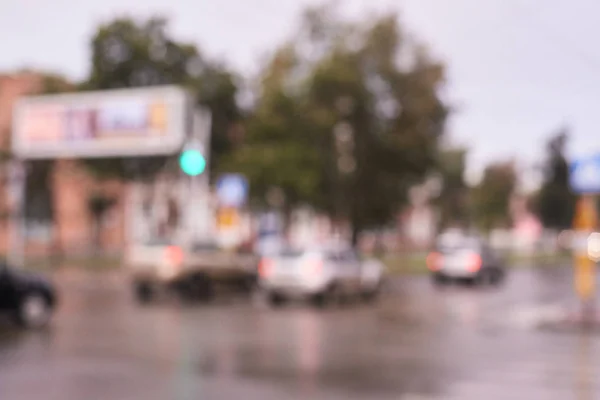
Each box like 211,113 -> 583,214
426,252 -> 441,271
466,253 -> 482,273
258,258 -> 274,278
427,251 -> 482,273
306,258 -> 323,277
514,214 -> 542,239
166,246 -> 184,266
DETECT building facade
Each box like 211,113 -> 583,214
0,72 -> 127,258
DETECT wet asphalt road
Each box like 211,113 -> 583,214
1,264 -> 599,399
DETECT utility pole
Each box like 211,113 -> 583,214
573,195 -> 597,324
569,153 -> 600,326
180,109 -> 211,246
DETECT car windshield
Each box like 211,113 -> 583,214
191,242 -> 220,253
437,238 -> 481,254
145,238 -> 173,246
276,248 -> 306,259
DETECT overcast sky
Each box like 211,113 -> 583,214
2,0 -> 600,189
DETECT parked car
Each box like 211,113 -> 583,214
0,263 -> 57,328
427,236 -> 506,286
258,246 -> 384,307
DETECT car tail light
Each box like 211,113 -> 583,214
426,252 -> 442,271
466,253 -> 482,273
306,258 -> 323,276
258,258 -> 274,278
166,246 -> 184,266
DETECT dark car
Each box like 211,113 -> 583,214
426,236 -> 506,286
0,263 -> 57,328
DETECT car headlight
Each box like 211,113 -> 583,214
587,232 -> 600,261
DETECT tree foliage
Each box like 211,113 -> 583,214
471,161 -> 517,233
222,6 -> 449,243
220,45 -> 323,212
82,16 -> 241,181
40,73 -> 75,94
535,128 -> 576,230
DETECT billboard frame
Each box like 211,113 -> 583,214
12,85 -> 192,160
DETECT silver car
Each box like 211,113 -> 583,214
258,246 -> 384,307
127,239 -> 259,303
427,237 -> 506,286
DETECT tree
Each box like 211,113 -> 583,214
435,148 -> 468,230
308,10 -> 448,245
223,6 -> 449,245
40,73 -> 74,94
188,65 -> 244,181
535,128 -> 576,230
219,45 -> 323,217
82,16 -> 241,181
471,161 -> 517,233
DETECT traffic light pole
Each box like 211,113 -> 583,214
184,109 -> 211,246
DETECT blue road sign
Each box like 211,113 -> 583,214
216,174 -> 248,207
570,154 -> 600,194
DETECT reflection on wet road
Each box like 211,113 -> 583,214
1,266 -> 600,399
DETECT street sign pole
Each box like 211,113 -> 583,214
573,195 -> 598,323
569,155 -> 600,324
215,174 -> 249,249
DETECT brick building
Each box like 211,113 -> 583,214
0,72 -> 127,258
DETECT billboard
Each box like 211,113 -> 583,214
12,85 -> 190,159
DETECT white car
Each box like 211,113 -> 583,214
258,246 -> 384,307
427,236 -> 506,286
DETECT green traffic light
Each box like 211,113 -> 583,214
179,149 -> 206,176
